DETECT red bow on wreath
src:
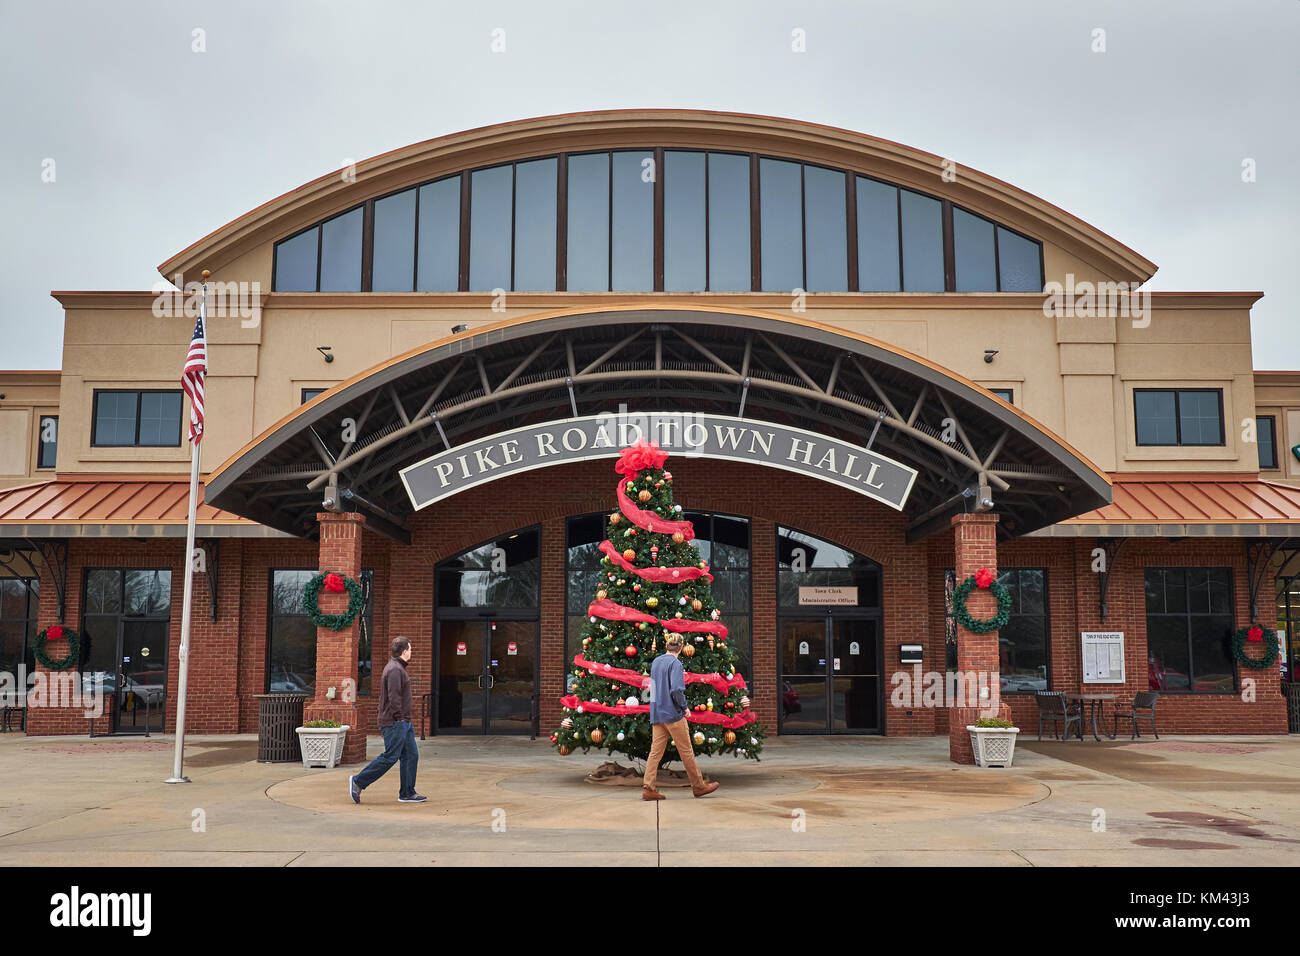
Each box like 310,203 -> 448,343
324,572 -> 346,593
46,624 -> 65,641
1247,625 -> 1264,643
974,568 -> 997,589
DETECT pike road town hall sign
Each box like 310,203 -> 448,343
1,109 -> 1297,760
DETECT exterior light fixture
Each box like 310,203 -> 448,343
317,346 -> 334,363
984,349 -> 998,364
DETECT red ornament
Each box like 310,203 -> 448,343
549,734 -> 558,743
974,568 -> 996,589
47,624 -> 65,641
625,645 -> 637,657
1247,625 -> 1264,643
324,572 -> 346,593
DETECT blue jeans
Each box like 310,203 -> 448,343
353,720 -> 418,797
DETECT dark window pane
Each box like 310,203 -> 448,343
271,570 -> 315,616
0,621 -> 25,678
38,415 -> 58,467
856,177 -> 900,292
319,207 -> 363,292
274,227 -> 318,291
512,158 -> 557,291
899,190 -> 944,291
469,165 -> 513,291
664,151 -> 706,292
94,392 -> 137,446
371,188 -> 416,292
125,570 -> 171,616
416,177 -> 461,291
611,151 -> 653,291
997,226 -> 1041,292
269,616 -> 316,695
1147,616 -> 1191,692
708,153 -> 751,291
437,529 -> 540,607
999,615 -> 1047,691
566,153 -> 610,291
137,392 -> 181,446
1190,616 -> 1234,692
85,569 -> 121,615
1258,416 -> 1278,469
1019,569 -> 1045,615
1207,568 -> 1232,614
1179,391 -> 1222,445
759,158 -> 803,292
82,614 -> 118,675
725,616 -> 752,685
0,580 -> 27,619
1136,391 -> 1178,445
1144,569 -> 1164,614
803,166 -> 847,292
1185,568 -> 1209,613
953,207 -> 996,292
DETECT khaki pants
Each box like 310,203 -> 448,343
643,718 -> 704,791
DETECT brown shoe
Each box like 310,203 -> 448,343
692,781 -> 720,798
642,786 -> 665,801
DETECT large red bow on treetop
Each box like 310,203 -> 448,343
974,568 -> 997,589
615,439 -> 669,478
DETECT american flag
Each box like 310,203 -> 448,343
181,302 -> 207,444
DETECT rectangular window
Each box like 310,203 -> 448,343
1144,568 -> 1235,693
92,390 -> 182,447
1258,415 -> 1278,469
565,152 -> 610,292
996,226 -> 1042,292
37,415 -> 58,468
318,207 -> 364,292
1134,389 -> 1224,446
997,569 -> 1049,693
989,388 -> 1014,404
301,388 -> 325,404
759,158 -> 803,292
268,570 -> 317,696
708,153 -> 751,291
274,227 -> 319,291
469,164 -> 513,292
371,188 -> 417,292
856,177 -> 900,292
899,189 -> 944,291
803,165 -> 847,292
664,150 -> 707,292
610,151 -> 654,291
0,577 -> 38,682
416,176 -> 461,292
512,157 -> 557,291
953,207 -> 996,292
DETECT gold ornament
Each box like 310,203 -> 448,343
707,636 -> 715,650
692,599 -> 703,611
693,731 -> 705,746
623,549 -> 636,561
673,531 -> 685,544
591,728 -> 604,744
638,490 -> 652,503
724,731 -> 736,745
610,513 -> 621,525
683,644 -> 695,658
559,745 -> 571,755
597,589 -> 608,601
646,596 -> 659,608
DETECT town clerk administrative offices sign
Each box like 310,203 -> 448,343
400,412 -> 918,512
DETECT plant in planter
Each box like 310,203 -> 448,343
966,716 -> 1021,768
295,718 -> 351,769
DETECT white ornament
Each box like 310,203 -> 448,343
616,732 -> 625,741
711,609 -> 720,620
608,574 -> 615,581
589,616 -> 596,623
693,731 -> 705,745
679,597 -> 687,605
708,737 -> 717,744
750,737 -> 758,745
624,695 -> 639,707
673,505 -> 681,512
672,570 -> 680,578
576,706 -> 584,713
694,635 -> 704,643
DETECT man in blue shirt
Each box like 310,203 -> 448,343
642,634 -> 720,800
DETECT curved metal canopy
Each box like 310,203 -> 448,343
205,308 -> 1111,543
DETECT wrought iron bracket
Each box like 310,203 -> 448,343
1096,537 -> 1128,622
25,538 -> 69,623
198,538 -> 220,623
1246,538 -> 1284,623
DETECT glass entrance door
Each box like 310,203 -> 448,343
779,615 -> 881,734
115,619 -> 168,735
436,619 -> 538,735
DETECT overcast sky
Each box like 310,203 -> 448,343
1,0 -> 1296,370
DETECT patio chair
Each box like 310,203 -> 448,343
1035,691 -> 1083,741
1112,691 -> 1159,740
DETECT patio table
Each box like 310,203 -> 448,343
1066,693 -> 1118,741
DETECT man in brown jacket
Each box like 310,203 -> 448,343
350,637 -> 425,803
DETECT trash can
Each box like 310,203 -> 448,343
256,694 -> 307,762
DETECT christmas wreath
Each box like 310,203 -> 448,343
302,571 -> 365,630
952,568 -> 1012,634
34,624 -> 80,671
1231,624 -> 1279,671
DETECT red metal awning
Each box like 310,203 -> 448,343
0,479 -> 288,538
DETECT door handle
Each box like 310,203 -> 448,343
485,674 -> 495,689
476,675 -> 484,689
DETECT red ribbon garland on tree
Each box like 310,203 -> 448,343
616,478 -> 696,539
599,540 -> 714,582
572,653 -> 747,695
587,597 -> 729,639
560,694 -> 757,727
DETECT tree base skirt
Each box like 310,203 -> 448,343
582,760 -> 712,787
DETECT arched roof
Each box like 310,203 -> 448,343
160,110 -> 1155,284
205,304 -> 1111,542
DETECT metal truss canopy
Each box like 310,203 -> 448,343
205,310 -> 1111,543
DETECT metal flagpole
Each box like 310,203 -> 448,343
166,270 -> 208,784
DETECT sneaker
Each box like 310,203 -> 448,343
398,793 -> 428,803
349,776 -> 360,804
691,780 -> 720,798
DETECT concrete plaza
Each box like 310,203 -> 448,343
1,731 -> 1298,866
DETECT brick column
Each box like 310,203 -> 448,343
948,513 -> 1007,763
306,512 -> 368,764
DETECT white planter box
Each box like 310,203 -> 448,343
295,725 -> 350,768
966,725 -> 1020,767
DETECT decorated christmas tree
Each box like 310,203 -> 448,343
552,440 -> 765,763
